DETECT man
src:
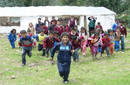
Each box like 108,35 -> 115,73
44,17 -> 50,27
88,16 -> 97,37
119,22 -> 127,52
35,18 -> 44,34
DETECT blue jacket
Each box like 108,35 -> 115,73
51,42 -> 73,63
8,33 -> 16,42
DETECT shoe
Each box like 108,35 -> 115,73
64,80 -> 69,84
22,64 -> 25,67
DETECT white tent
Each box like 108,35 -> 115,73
0,6 -> 116,33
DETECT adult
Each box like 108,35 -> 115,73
44,17 -> 50,27
88,16 -> 97,37
119,22 -> 127,52
27,23 -> 35,35
35,18 -> 44,34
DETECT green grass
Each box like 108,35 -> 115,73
0,32 -> 130,85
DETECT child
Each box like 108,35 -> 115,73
40,23 -> 48,35
101,32 -> 111,57
69,28 -> 79,41
114,28 -> 121,52
51,32 -> 74,83
98,29 -> 104,53
90,33 -> 101,60
19,30 -> 33,66
54,20 -> 63,36
108,29 -> 114,55
8,29 -> 17,48
43,32 -> 60,58
36,30 -> 46,56
71,37 -> 81,62
80,27 -> 88,56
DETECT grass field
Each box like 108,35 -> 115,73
0,31 -> 130,85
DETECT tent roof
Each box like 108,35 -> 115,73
0,6 -> 116,17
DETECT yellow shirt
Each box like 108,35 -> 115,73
38,34 -> 45,45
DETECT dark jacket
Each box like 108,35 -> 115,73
51,42 -> 73,63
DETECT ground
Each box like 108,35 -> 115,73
0,31 -> 130,85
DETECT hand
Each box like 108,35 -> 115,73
71,50 -> 74,53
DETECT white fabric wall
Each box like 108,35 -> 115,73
0,15 -> 115,33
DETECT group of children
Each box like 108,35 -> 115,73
8,17 -> 127,83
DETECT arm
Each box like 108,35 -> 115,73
8,33 -> 11,41
43,37 -> 47,49
35,34 -> 39,42
51,43 -> 60,60
124,26 -> 127,38
14,34 -> 17,41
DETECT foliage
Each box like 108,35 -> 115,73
0,0 -> 129,14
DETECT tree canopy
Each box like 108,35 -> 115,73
0,0 -> 129,14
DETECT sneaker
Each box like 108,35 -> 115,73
64,80 -> 69,84
22,64 -> 25,67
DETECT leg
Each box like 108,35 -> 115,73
120,36 -> 125,51
117,41 -> 120,51
106,47 -> 110,57
27,50 -> 32,58
110,43 -> 113,55
63,62 -> 71,82
57,62 -> 64,78
22,49 -> 27,65
75,48 -> 80,61
10,41 -> 15,48
38,44 -> 43,51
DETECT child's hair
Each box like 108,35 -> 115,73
48,31 -> 54,35
100,29 -> 104,34
94,33 -> 99,37
108,29 -> 113,33
11,29 -> 16,33
81,27 -> 87,35
71,28 -> 76,31
61,32 -> 69,38
97,22 -> 100,25
41,23 -> 45,26
104,32 -> 109,36
20,30 -> 27,34
38,18 -> 41,20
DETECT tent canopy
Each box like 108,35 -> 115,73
0,6 -> 116,17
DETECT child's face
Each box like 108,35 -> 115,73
105,35 -> 108,38
49,33 -> 53,39
12,30 -> 16,34
110,31 -> 113,36
41,32 -> 44,36
22,33 -> 26,38
71,30 -> 76,34
95,35 -> 99,39
57,21 -> 60,25
81,29 -> 85,33
62,35 -> 69,44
